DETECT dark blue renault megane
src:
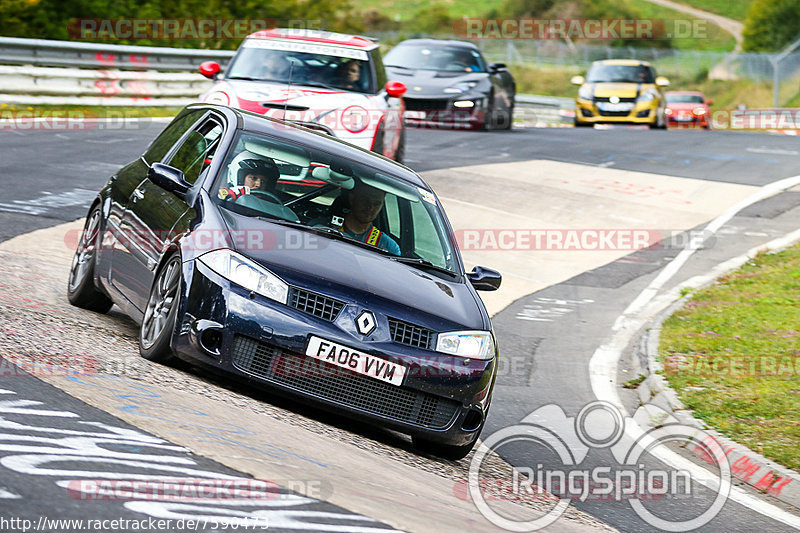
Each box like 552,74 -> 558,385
67,104 -> 502,459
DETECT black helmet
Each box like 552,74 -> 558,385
237,158 -> 279,186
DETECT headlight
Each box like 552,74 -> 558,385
341,105 -> 370,133
198,249 -> 288,304
453,100 -> 475,108
436,331 -> 495,360
205,91 -> 230,106
693,107 -> 707,115
578,85 -> 593,100
444,81 -> 478,94
638,90 -> 658,102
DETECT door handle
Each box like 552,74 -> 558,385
132,189 -> 145,202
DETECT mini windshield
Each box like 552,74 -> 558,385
214,132 -> 457,273
384,44 -> 486,73
666,94 -> 704,104
586,64 -> 655,84
226,40 -> 374,94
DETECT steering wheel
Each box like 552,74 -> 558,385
248,190 -> 282,204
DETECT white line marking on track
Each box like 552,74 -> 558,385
438,196 -> 538,221
589,173 -> 800,528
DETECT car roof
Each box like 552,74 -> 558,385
393,38 -> 480,51
245,28 -> 379,51
191,104 -> 428,189
592,59 -> 653,67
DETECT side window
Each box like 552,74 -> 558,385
167,119 -> 224,185
142,109 -> 205,164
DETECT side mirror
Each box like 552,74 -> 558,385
467,266 -> 502,291
655,76 -> 670,87
148,163 -> 190,197
385,81 -> 407,98
488,62 -> 507,72
706,99 -> 714,106
199,61 -> 221,80
570,75 -> 585,86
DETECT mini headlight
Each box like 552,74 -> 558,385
341,105 -> 370,133
198,249 -> 288,304
436,331 -> 495,360
445,81 -> 478,94
693,107 -> 707,115
638,90 -> 657,102
578,85 -> 593,100
453,100 -> 475,108
205,91 -> 230,106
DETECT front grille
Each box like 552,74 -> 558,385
230,335 -> 459,429
288,288 -> 345,322
388,318 -> 434,349
404,98 -> 450,111
594,96 -> 637,103
598,110 -> 633,117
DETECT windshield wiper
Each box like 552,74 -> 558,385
385,64 -> 414,70
298,81 -> 341,91
391,256 -> 456,276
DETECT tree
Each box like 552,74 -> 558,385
742,0 -> 800,52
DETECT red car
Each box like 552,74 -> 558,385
665,91 -> 712,129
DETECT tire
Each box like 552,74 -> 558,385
67,207 -> 113,313
394,128 -> 406,164
139,254 -> 182,363
482,98 -> 495,131
371,122 -> 385,157
413,433 -> 479,461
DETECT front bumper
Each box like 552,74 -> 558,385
171,259 -> 496,446
403,96 -> 487,129
575,98 -> 660,125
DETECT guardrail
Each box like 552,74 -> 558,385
0,36 -> 574,124
0,36 -> 234,71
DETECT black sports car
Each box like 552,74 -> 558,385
67,103 -> 502,459
384,39 -> 516,130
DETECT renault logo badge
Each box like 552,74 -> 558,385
356,311 -> 376,335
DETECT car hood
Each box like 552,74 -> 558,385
218,209 -> 486,330
589,82 -> 653,99
211,79 -> 374,118
386,68 -> 488,98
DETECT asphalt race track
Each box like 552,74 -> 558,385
1,119 -> 800,532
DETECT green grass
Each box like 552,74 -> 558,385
358,0 -> 507,22
0,103 -> 182,118
659,247 -> 800,471
673,0 -> 754,22
630,0 -> 737,51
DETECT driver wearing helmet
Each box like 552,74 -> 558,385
219,158 -> 283,201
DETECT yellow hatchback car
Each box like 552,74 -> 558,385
571,59 -> 670,128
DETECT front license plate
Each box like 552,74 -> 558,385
597,102 -> 634,112
676,115 -> 693,122
305,336 -> 406,386
404,110 -> 426,119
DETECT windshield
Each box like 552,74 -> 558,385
214,132 -> 457,272
384,44 -> 486,73
226,40 -> 374,94
666,94 -> 704,104
586,64 -> 655,84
